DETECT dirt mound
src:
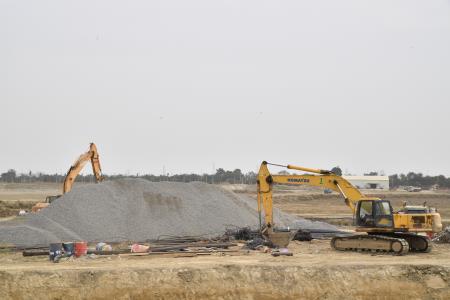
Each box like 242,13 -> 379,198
0,179 -> 336,247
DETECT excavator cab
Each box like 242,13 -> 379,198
355,200 -> 394,228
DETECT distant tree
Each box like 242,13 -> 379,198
215,168 -> 226,177
389,172 -> 450,189
232,169 -> 243,183
1,169 -> 16,182
389,174 -> 399,189
3,167 -> 449,189
436,175 -> 447,188
400,173 -> 407,184
331,166 -> 342,176
244,171 -> 257,184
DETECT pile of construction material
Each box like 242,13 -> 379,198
24,239 -> 239,262
0,178 -> 337,248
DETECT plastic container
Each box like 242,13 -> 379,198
49,243 -> 62,261
74,241 -> 88,257
96,242 -> 112,251
131,243 -> 149,253
62,242 -> 74,256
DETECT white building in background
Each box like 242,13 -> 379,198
343,176 -> 390,190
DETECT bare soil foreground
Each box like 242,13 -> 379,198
1,183 -> 450,299
1,241 -> 450,300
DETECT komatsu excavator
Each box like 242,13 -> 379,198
257,161 -> 442,254
31,143 -> 103,212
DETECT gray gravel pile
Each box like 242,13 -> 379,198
0,178 -> 337,247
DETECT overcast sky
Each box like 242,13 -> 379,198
1,0 -> 450,176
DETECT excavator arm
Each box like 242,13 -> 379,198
257,161 -> 368,228
63,143 -> 103,193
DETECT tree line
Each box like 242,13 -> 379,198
0,168 -> 257,185
389,173 -> 450,189
2,168 -> 450,189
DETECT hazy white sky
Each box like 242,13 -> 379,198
1,0 -> 450,176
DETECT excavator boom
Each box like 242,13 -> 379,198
32,143 -> 104,213
63,143 -> 103,193
258,161 -> 366,227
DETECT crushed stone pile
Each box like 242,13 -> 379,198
0,178 -> 337,247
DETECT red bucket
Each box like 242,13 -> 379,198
74,242 -> 88,257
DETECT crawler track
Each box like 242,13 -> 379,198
331,235 -> 409,255
379,233 -> 431,253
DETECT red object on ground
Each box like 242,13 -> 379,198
131,243 -> 149,253
74,242 -> 88,257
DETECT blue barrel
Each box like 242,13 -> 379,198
62,242 -> 74,256
49,243 -> 62,261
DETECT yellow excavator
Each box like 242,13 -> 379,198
31,143 -> 103,212
257,161 -> 442,254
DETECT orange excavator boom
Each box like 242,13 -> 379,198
62,143 -> 103,193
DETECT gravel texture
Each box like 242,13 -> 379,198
0,179 -> 337,247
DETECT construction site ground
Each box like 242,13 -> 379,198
1,183 -> 450,299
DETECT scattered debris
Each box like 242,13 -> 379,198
22,240 -> 238,260
293,229 -> 313,241
131,244 -> 149,253
96,242 -> 112,251
271,248 -> 293,257
432,227 -> 450,243
18,210 -> 27,216
245,237 -> 274,250
225,226 -> 261,240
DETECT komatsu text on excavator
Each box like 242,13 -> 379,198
257,161 -> 442,254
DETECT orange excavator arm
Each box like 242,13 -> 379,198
62,143 -> 103,193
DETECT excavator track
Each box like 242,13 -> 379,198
378,233 -> 431,253
331,235 -> 409,255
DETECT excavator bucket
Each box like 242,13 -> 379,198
266,230 -> 295,248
